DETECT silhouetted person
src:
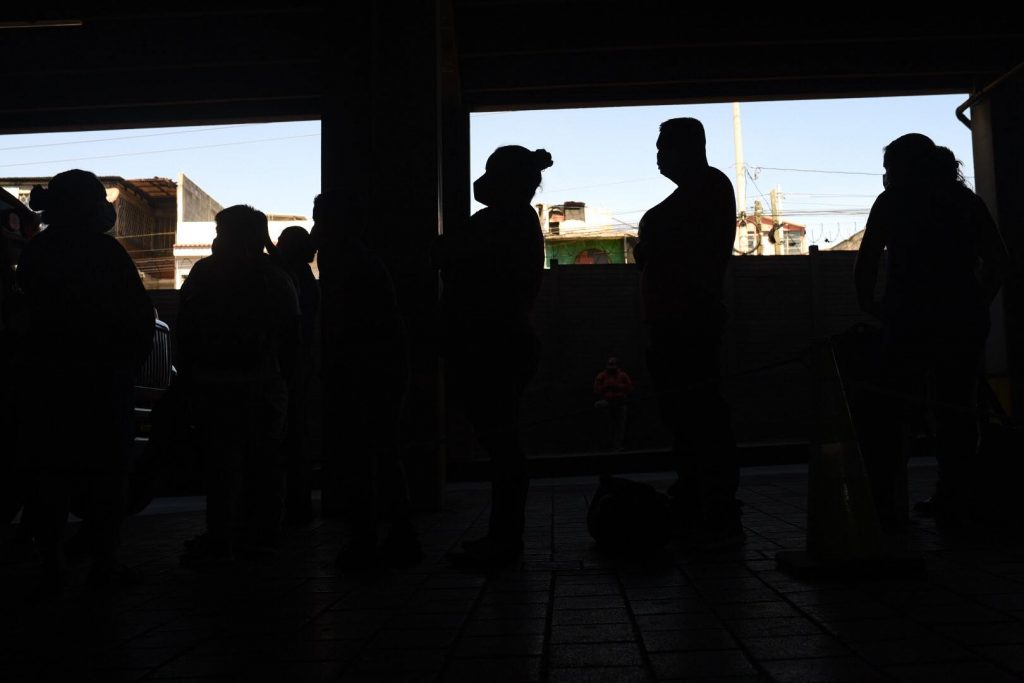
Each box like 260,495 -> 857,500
276,225 -> 321,525
312,191 -> 421,571
1,211 -> 25,530
1,202 -> 39,542
593,356 -> 633,451
854,134 -> 1009,530
0,196 -> 41,271
15,169 -> 154,591
433,145 -> 552,568
175,205 -> 300,564
634,118 -> 743,550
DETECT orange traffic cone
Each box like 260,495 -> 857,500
776,338 -> 925,579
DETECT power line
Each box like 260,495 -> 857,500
0,124 -> 257,152
540,176 -> 662,194
744,167 -> 771,211
0,133 -> 321,169
783,200 -> 872,208
784,192 -> 878,198
752,165 -> 880,176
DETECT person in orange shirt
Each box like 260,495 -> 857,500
593,356 -> 633,450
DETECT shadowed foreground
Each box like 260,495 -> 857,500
3,459 -> 1024,683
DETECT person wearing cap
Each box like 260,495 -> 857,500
15,169 -> 155,591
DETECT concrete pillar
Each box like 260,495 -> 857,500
970,81 -> 1024,415
320,1 -> 448,511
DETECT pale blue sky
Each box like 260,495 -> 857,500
471,94 -> 975,246
0,121 -> 323,219
0,93 -> 973,246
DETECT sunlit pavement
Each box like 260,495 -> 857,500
3,458 -> 1024,682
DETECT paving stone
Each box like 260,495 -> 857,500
440,656 -> 541,682
453,635 -> 546,657
850,637 -> 974,666
739,634 -> 850,660
552,608 -> 630,625
550,623 -> 636,644
640,628 -> 738,652
759,656 -> 887,682
648,649 -> 758,679
883,660 -> 1024,683
547,666 -> 652,683
548,642 -> 645,668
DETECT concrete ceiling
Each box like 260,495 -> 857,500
1,2 -> 1022,134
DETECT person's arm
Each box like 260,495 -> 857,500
853,195 -> 889,318
274,270 -> 303,391
683,172 -> 736,295
633,215 -> 649,269
431,210 -> 490,270
173,260 -> 206,380
973,194 -> 1012,303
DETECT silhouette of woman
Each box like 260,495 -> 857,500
16,169 -> 154,590
854,134 -> 1009,529
433,145 -> 552,567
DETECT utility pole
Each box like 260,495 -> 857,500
770,187 -> 783,255
732,102 -> 745,216
753,200 -> 763,255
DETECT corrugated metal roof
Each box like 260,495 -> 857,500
0,176 -> 178,203
123,177 -> 177,202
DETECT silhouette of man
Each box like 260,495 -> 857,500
275,225 -> 321,525
854,134 -> 1009,530
634,117 -> 743,549
175,204 -> 300,564
593,356 -> 633,450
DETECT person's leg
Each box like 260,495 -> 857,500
930,337 -> 984,526
284,367 -> 314,525
186,389 -> 244,562
335,375 -> 386,570
464,373 -> 529,551
374,384 -> 422,567
82,471 -> 132,585
239,380 -> 289,554
449,343 -> 537,566
200,437 -> 243,558
863,335 -> 925,531
651,324 -> 740,544
679,333 -> 741,538
611,402 -> 628,450
27,469 -> 70,590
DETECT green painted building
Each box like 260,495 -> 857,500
536,201 -> 638,267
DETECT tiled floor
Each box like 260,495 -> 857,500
2,458 -> 1024,682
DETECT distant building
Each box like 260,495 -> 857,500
733,214 -> 808,256
1,173 -> 313,289
2,175 -> 179,287
825,229 -> 864,251
535,201 -> 637,266
175,218 -> 314,288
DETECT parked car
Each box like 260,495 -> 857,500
124,314 -> 176,514
134,315 -> 175,442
